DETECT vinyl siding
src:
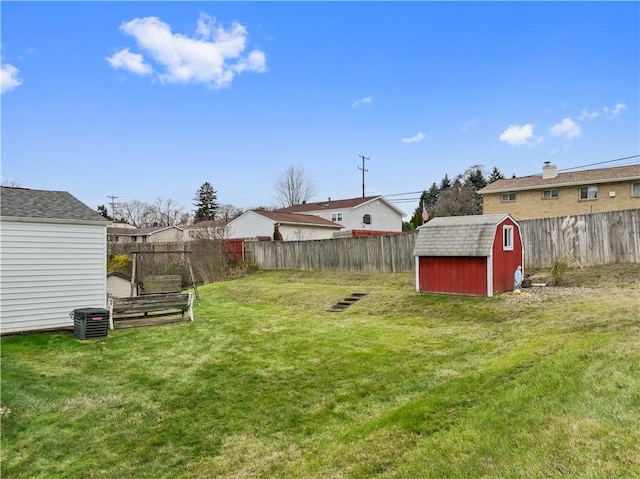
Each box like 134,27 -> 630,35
0,221 -> 107,333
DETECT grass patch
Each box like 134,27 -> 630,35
2,265 -> 639,478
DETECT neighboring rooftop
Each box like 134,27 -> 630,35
277,195 -> 406,216
0,186 -> 107,223
253,210 -> 342,228
479,164 -> 640,194
413,214 -> 513,257
277,196 -> 382,213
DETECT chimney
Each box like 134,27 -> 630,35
542,161 -> 557,179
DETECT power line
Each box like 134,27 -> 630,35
382,154 -> 640,201
556,154 -> 639,172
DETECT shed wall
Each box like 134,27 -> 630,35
418,256 -> 488,296
0,221 -> 107,333
491,218 -> 524,293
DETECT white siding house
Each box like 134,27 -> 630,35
108,225 -> 183,244
0,187 -> 109,334
277,196 -> 406,234
226,210 -> 342,241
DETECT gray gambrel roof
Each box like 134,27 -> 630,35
0,187 -> 107,224
413,214 -> 514,257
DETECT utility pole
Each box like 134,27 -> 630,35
107,195 -> 118,220
358,154 -> 369,198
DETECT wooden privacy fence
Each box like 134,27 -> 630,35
520,209 -> 640,268
252,233 -> 416,273
251,209 -> 640,272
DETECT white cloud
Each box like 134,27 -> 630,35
1,63 -> 22,94
603,103 -> 627,118
401,132 -> 425,143
106,48 -> 152,75
499,124 -> 536,145
109,13 -> 266,88
576,108 -> 600,120
549,118 -> 581,139
352,96 -> 373,108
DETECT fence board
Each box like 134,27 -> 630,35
251,209 -> 639,272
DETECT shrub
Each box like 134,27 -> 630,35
551,258 -> 569,286
107,254 -> 132,275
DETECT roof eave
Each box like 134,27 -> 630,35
479,175 -> 640,194
0,215 -> 108,226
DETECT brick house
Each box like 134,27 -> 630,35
478,163 -> 640,220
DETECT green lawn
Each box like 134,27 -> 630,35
2,266 -> 639,478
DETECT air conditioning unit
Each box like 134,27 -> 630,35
72,308 -> 109,340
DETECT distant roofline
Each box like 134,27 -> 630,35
478,164 -> 640,194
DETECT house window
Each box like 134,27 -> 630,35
331,212 -> 343,222
362,214 -> 371,225
501,192 -> 516,202
632,182 -> 640,197
579,186 -> 598,200
542,189 -> 559,199
503,225 -> 514,251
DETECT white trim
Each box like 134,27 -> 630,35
1,216 -> 108,227
503,225 -> 514,251
415,256 -> 420,292
486,256 -> 493,297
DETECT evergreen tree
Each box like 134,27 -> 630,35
97,204 -> 112,221
193,182 -> 219,223
465,167 -> 487,191
439,174 -> 452,191
408,182 -> 440,229
487,166 -> 505,184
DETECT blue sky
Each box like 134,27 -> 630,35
2,1 -> 639,219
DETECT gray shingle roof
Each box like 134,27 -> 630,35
413,214 -> 511,257
478,164 -> 640,194
254,210 -> 342,228
0,187 -> 107,223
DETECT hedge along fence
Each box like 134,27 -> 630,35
251,209 -> 640,272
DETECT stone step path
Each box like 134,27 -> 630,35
327,292 -> 368,312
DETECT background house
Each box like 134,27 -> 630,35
479,163 -> 640,220
0,187 -> 109,333
276,195 -> 406,235
413,214 -> 524,297
226,210 -> 342,241
108,225 -> 183,244
182,219 -> 228,241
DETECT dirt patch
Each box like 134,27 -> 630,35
505,285 -> 596,303
505,263 -> 638,304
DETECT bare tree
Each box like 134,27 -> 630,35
218,203 -> 244,222
117,200 -> 153,227
148,197 -> 186,226
1,178 -> 22,187
274,165 -> 317,207
431,180 -> 480,217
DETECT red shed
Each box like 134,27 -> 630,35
413,214 -> 524,297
